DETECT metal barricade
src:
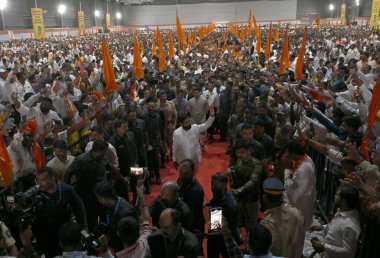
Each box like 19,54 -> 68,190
308,149 -> 380,258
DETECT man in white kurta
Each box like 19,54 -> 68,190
172,108 -> 215,173
283,139 -> 316,258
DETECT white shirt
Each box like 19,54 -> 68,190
323,209 -> 361,258
284,155 -> 316,229
172,115 -> 214,163
202,89 -> 220,110
85,141 -> 119,168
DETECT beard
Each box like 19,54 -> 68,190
182,125 -> 191,131
22,138 -> 32,148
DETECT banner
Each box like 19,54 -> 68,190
340,4 -> 346,25
371,0 -> 380,28
106,13 -> 111,31
31,8 -> 45,40
78,11 -> 85,36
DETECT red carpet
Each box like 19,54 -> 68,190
146,141 -> 230,204
145,140 -> 230,257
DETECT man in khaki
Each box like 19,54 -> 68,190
261,177 -> 304,258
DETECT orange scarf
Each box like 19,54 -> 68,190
33,141 -> 46,171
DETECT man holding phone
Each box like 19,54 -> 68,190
207,172 -> 239,258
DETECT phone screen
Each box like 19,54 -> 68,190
210,208 -> 222,232
130,167 -> 144,176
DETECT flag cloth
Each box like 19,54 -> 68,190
359,136 -> 370,160
176,12 -> 183,47
265,24 -> 272,61
274,26 -> 279,42
279,25 -> 290,74
253,16 -> 259,37
25,119 -> 46,172
133,36 -> 145,79
316,14 -> 320,27
182,30 -> 187,55
151,35 -> 157,58
0,134 -> 13,186
101,36 -> 119,93
248,8 -> 253,33
168,30 -> 175,60
157,27 -> 166,72
256,26 -> 261,61
368,74 -> 380,128
295,27 -> 307,81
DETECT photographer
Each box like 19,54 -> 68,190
31,167 -> 87,258
93,180 -> 138,253
54,222 -> 113,258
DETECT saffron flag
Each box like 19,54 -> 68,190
295,27 -> 307,81
168,30 -> 175,60
133,36 -> 145,79
368,74 -> 380,128
265,24 -> 272,61
248,8 -> 253,33
176,12 -> 183,47
274,26 -> 279,42
101,36 -> 119,93
157,28 -> 166,72
279,25 -> 290,74
0,134 -> 13,186
151,35 -> 157,58
316,14 -> 321,27
256,26 -> 261,60
253,16 -> 259,37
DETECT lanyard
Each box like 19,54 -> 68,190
106,197 -> 121,225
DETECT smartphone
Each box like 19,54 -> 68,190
130,167 -> 144,176
210,207 -> 223,232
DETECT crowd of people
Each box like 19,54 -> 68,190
0,22 -> 378,258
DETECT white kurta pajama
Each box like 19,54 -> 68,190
284,155 -> 316,258
172,115 -> 214,170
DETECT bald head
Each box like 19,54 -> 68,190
161,181 -> 180,208
159,208 -> 182,241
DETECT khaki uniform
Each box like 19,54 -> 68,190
159,100 -> 177,158
261,205 -> 304,258
231,157 -> 262,230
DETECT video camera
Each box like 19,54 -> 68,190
80,222 -> 109,251
8,185 -> 44,230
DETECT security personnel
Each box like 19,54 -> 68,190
228,139 -> 262,233
261,177 -> 304,258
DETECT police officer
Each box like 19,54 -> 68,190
260,177 -> 304,258
228,139 -> 262,233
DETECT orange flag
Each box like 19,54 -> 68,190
248,8 -> 253,33
274,26 -> 279,42
295,27 -> 307,81
157,27 -> 166,72
328,19 -> 332,27
176,12 -> 183,47
256,26 -> 262,60
101,36 -> 119,93
279,25 -> 290,74
182,30 -> 187,55
253,16 -> 259,37
239,27 -> 245,44
368,74 -> 380,129
316,14 -> 321,27
0,134 -> 13,186
193,28 -> 197,44
133,36 -> 144,79
151,35 -> 157,58
168,30 -> 175,60
265,24 -> 272,61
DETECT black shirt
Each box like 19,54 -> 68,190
143,110 -> 166,148
149,197 -> 194,231
165,228 -> 201,258
210,191 -> 239,242
109,132 -> 138,176
254,133 -> 275,159
99,197 -> 138,252
219,90 -> 232,118
178,177 -> 205,232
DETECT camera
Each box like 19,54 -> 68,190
8,185 -> 44,230
81,222 -> 109,250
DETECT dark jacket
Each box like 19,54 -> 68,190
109,132 -> 138,176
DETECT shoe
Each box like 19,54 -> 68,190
156,178 -> 162,185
